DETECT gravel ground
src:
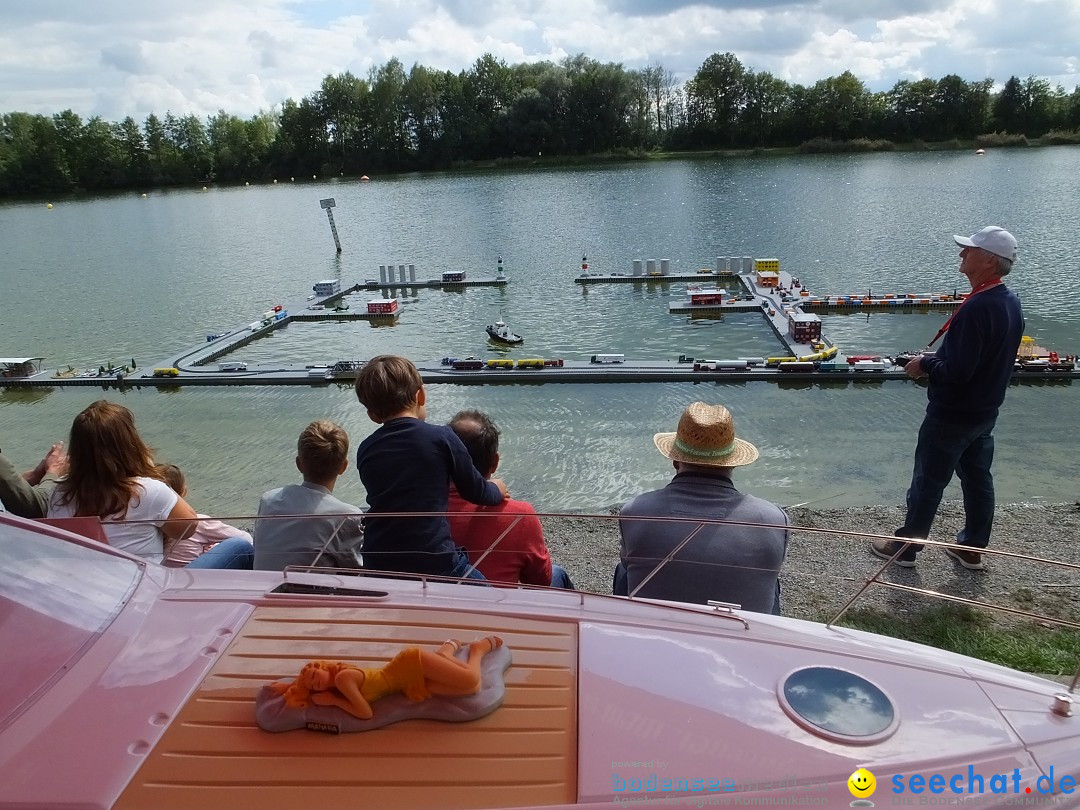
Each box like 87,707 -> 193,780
540,501 -> 1080,627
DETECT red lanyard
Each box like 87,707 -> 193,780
924,280 -> 1002,350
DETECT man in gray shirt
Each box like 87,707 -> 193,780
615,402 -> 788,614
253,420 -> 364,571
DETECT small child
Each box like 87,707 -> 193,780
252,420 -> 364,571
155,463 -> 253,568
354,355 -> 507,577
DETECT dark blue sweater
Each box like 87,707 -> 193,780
356,418 -> 503,575
923,285 -> 1024,423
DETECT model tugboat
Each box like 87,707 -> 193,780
486,318 -> 523,345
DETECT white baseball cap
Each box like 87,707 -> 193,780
954,226 -> 1017,262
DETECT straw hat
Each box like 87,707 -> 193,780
653,402 -> 759,468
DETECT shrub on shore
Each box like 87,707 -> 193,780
975,131 -> 1030,148
798,137 -> 896,154
1039,129 -> 1080,145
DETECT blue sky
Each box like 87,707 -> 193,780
0,0 -> 1077,122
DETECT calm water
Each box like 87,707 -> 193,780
2,149 -> 1079,517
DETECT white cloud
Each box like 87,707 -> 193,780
0,0 -> 1076,123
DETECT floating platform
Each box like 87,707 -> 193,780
576,271 -> 733,285
799,295 -> 962,312
360,275 -> 507,290
290,309 -> 399,322
576,256 -> 747,285
3,360 -> 1076,389
670,300 -> 762,313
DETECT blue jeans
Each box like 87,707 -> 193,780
550,563 -> 575,590
897,413 -> 997,550
613,561 -> 629,596
185,537 -> 255,569
449,547 -> 489,583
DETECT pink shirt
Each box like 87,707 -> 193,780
163,515 -> 253,567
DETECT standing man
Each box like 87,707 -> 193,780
615,402 -> 788,614
872,226 -> 1024,570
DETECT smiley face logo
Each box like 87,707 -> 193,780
848,768 -> 876,798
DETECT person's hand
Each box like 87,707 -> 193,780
23,442 -> 68,485
311,692 -> 337,706
904,356 -> 927,380
43,442 -> 69,478
491,477 -> 509,499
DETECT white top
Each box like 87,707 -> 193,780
48,476 -> 179,563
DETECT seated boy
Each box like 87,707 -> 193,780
253,420 -> 364,571
354,355 -> 506,577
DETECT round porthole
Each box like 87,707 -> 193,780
778,666 -> 898,745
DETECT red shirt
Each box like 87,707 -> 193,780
446,487 -> 552,585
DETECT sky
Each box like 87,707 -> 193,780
1,0 -> 1077,123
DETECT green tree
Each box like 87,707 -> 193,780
272,97 -> 326,174
639,63 -> 677,143
402,63 -> 441,164
1020,76 -> 1054,135
317,72 -> 371,170
368,59 -> 408,168
208,111 -> 251,180
0,112 -> 72,194
887,79 -> 937,140
1067,86 -> 1080,128
809,71 -> 870,140
115,116 -> 150,185
687,52 -> 747,144
992,76 -> 1026,133
562,55 -> 636,153
145,113 -> 184,183
78,116 -> 125,189
505,87 -> 554,156
741,70 -> 790,146
174,114 -> 212,180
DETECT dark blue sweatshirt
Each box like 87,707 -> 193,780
923,285 -> 1024,423
356,417 -> 503,575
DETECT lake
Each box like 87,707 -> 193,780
2,147 -> 1079,517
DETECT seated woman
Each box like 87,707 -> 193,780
271,636 -> 503,720
47,400 -> 197,563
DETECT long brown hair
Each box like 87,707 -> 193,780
55,400 -> 158,519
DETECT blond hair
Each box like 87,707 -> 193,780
297,420 -> 349,481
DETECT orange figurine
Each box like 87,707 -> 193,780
271,636 -> 503,720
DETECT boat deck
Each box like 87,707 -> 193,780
115,606 -> 579,810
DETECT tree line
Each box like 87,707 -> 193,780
3,52 -> 1080,196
